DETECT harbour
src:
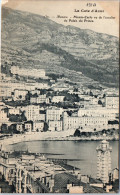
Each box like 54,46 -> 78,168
8,140 -> 118,178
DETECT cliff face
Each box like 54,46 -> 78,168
1,7 -> 119,87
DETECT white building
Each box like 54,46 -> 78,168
39,114 -> 46,121
33,121 -> 44,131
13,89 -> 28,101
30,95 -> 49,104
30,97 -> 37,104
48,120 -> 62,131
16,123 -> 23,132
62,112 -> 108,131
0,109 -> 9,123
51,96 -> 65,103
111,168 -> 119,182
24,122 -> 33,132
31,90 -> 41,95
96,138 -> 112,183
68,186 -> 83,193
0,87 -> 12,97
78,107 -> 118,120
90,97 -> 98,105
11,83 -> 26,91
11,66 -> 46,78
105,96 -> 119,109
24,105 -> 40,121
8,107 -> 20,115
46,107 -> 63,122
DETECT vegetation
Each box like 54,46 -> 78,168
9,112 -> 27,122
46,73 -> 64,81
1,124 -> 20,134
108,120 -> 119,125
98,100 -> 103,105
43,122 -> 48,132
2,7 -> 119,88
3,99 -> 30,107
74,128 -> 119,137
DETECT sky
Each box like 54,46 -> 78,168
1,0 -> 119,37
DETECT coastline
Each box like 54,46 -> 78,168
0,131 -> 118,149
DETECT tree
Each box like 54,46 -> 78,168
90,91 -> 93,96
19,95 -> 22,99
21,111 -> 27,121
103,94 -> 106,98
73,88 -> 78,92
108,120 -> 119,125
74,129 -> 81,137
98,100 -> 102,105
1,124 -> 8,133
25,91 -> 32,101
8,124 -> 17,134
102,129 -> 107,134
9,112 -> 27,122
36,129 -> 39,132
43,122 -> 48,132
15,74 -> 20,80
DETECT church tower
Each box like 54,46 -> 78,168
96,135 -> 112,183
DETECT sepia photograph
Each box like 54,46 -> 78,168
0,0 -> 119,193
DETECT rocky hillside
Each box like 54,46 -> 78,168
1,7 -> 119,87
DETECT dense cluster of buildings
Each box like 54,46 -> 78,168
0,138 -> 119,193
0,67 -> 119,134
11,66 -> 46,79
0,66 -> 119,193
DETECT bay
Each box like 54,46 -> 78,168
8,140 -> 119,178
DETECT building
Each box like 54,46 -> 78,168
48,120 -> 62,131
96,137 -> 112,183
68,185 -> 83,193
24,105 -> 40,121
13,89 -> 28,101
38,114 -> 46,121
0,151 -> 17,185
30,95 -> 49,104
24,121 -> 33,132
11,82 -> 26,91
0,149 -> 113,193
8,107 -> 20,115
33,121 -> 44,132
0,109 -> 9,124
11,66 -> 46,79
31,90 -> 41,95
105,96 -> 119,109
51,96 -> 65,103
46,107 -> 63,122
30,97 -> 38,104
0,150 -> 64,193
62,112 -> 108,131
78,107 -> 118,120
111,168 -> 119,182
0,87 -> 12,97
16,123 -> 23,132
52,82 -> 72,91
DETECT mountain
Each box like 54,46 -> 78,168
1,7 -> 119,88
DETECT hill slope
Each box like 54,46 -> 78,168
1,7 -> 119,87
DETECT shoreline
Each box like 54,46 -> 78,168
0,132 -> 118,149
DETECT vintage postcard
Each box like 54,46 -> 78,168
0,0 -> 119,193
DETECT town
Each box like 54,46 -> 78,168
0,66 -> 119,138
1,1 -> 119,193
0,138 -> 119,193
0,65 -> 119,193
